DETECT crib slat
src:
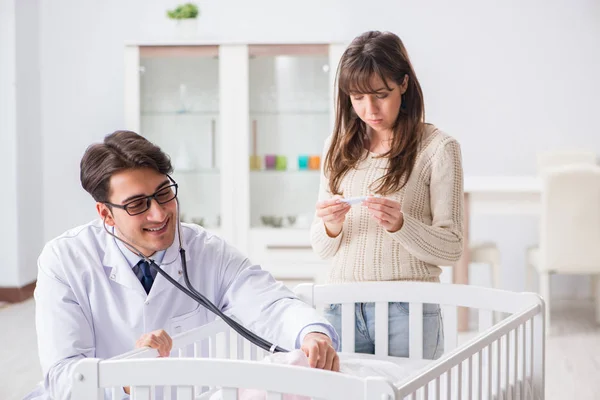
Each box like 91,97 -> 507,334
341,303 -> 355,352
478,309 -> 493,332
237,335 -> 244,359
468,356 -> 473,399
131,386 -> 151,400
447,369 -> 452,399
496,339 -> 501,400
250,343 -> 258,360
375,302 -> 389,357
533,313 -> 545,400
513,328 -> 518,399
423,382 -> 429,400
505,334 -> 510,398
210,336 -> 217,358
478,350 -> 483,400
487,344 -> 492,400
442,305 -> 458,352
193,342 -> 203,398
529,318 -> 534,395
221,387 -> 238,400
521,323 -> 526,400
224,330 -> 231,358
266,392 -> 283,400
457,362 -> 462,399
176,386 -> 193,400
111,388 -> 119,400
409,303 -> 423,359
435,377 -> 440,400
208,335 -> 217,391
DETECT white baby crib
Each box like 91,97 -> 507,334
72,282 -> 545,399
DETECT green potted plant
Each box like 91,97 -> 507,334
166,3 -> 200,38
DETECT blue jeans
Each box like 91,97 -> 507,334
324,302 -> 444,359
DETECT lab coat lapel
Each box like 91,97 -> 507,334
102,233 -> 147,297
146,232 -> 187,300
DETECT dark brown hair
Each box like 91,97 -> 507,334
80,130 -> 173,202
326,31 -> 425,195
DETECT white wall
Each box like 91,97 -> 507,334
16,0 -> 43,286
38,0 -> 600,296
0,0 -> 43,287
0,0 -> 20,286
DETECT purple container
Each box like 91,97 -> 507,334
265,154 -> 276,170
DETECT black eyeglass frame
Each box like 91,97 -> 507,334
103,175 -> 179,216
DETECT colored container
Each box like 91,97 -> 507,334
265,155 -> 276,170
275,155 -> 287,171
308,155 -> 321,170
298,155 -> 309,170
249,155 -> 262,171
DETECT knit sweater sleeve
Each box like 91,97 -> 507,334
310,136 -> 343,259
387,138 -> 464,265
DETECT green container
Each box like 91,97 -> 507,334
275,155 -> 287,171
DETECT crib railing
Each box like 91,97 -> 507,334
294,282 -> 545,400
72,357 -> 396,400
72,282 -> 544,400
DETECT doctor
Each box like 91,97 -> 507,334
29,130 -> 340,400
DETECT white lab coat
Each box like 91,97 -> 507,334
27,219 -> 336,400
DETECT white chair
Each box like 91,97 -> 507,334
535,150 -> 598,301
526,164 -> 600,328
469,242 -> 501,289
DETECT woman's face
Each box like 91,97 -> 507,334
349,74 -> 407,135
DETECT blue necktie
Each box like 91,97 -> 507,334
138,260 -> 154,294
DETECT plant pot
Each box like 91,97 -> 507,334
174,18 -> 198,39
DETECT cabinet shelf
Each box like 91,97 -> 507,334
142,111 -> 219,116
174,168 -> 220,174
249,110 -> 329,116
250,169 -> 319,174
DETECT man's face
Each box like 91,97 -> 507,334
97,168 -> 177,257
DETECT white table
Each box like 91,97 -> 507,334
456,176 -> 541,330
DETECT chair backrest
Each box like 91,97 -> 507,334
536,150 -> 596,173
539,164 -> 600,273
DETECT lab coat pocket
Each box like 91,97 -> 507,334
170,304 -> 202,335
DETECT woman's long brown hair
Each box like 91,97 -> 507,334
325,31 -> 425,196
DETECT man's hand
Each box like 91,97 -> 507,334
301,332 -> 340,372
124,329 -> 174,394
135,329 -> 173,357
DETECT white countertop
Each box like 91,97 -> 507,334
464,176 -> 541,193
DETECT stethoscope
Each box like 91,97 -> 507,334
103,198 -> 288,354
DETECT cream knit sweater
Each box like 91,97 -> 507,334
310,124 -> 464,283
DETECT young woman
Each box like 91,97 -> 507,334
310,31 -> 464,359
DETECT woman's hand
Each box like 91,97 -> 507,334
363,196 -> 404,232
316,195 -> 351,237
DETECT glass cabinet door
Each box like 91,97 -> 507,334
138,46 -> 221,232
248,44 -> 332,231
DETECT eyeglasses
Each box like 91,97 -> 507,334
104,181 -> 179,216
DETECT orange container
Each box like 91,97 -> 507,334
308,155 -> 321,170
